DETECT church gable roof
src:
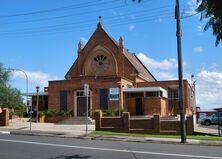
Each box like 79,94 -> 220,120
65,19 -> 156,81
123,50 -> 156,81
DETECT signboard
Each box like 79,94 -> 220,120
109,88 -> 119,101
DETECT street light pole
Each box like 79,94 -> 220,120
36,86 -> 40,123
175,0 -> 186,143
10,68 -> 31,131
10,69 -> 28,109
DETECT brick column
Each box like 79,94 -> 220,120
153,114 -> 160,133
119,85 -> 124,111
95,110 -> 102,130
0,109 -> 9,126
122,112 -> 130,131
186,116 -> 194,135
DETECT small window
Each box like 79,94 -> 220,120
127,92 -> 144,98
76,90 -> 90,97
146,91 -> 158,97
60,90 -> 67,111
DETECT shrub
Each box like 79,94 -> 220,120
105,108 -> 115,116
115,107 -> 123,116
44,109 -> 57,117
57,110 -> 66,116
9,111 -> 23,118
38,111 -> 45,117
66,110 -> 74,116
43,109 -> 70,117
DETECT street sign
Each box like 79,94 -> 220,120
84,84 -> 89,97
109,87 -> 119,100
84,84 -> 89,136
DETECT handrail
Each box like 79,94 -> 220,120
83,108 -> 93,116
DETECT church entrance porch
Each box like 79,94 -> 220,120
124,87 -> 168,116
75,90 -> 90,117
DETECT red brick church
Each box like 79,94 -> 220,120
29,20 -> 193,117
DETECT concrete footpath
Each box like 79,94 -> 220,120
0,118 -> 222,146
0,118 -> 95,137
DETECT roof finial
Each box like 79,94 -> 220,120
78,41 -> 83,53
119,36 -> 124,48
97,16 -> 103,28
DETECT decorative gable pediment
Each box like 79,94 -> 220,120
83,45 -> 118,76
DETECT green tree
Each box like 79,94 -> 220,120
0,63 -> 10,85
197,0 -> 222,46
0,63 -> 24,109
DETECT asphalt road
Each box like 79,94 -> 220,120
0,134 -> 222,159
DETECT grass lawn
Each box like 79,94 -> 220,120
93,131 -> 222,141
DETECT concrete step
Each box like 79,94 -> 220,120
58,117 -> 95,125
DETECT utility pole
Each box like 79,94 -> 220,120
175,0 -> 186,143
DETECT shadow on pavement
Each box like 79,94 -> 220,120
49,154 -> 91,159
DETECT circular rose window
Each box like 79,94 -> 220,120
91,54 -> 110,73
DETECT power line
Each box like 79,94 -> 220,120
0,10 -> 173,35
0,0 -> 155,25
0,0 -> 120,18
181,12 -> 199,19
0,14 -> 174,38
0,6 -> 173,33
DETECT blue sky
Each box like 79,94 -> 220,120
0,0 -> 222,109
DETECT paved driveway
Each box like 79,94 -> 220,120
0,118 -> 95,137
194,123 -> 221,135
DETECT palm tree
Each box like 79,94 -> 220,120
197,0 -> 222,46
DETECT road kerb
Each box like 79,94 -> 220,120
0,131 -> 10,134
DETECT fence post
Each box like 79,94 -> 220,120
186,116 -> 194,135
153,114 -> 160,133
95,110 -> 102,130
122,112 -> 130,131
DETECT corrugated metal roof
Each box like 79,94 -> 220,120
123,50 -> 156,81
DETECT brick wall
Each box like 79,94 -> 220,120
137,80 -> 192,116
48,77 -> 129,115
126,97 -> 167,116
101,117 -> 123,128
143,97 -> 167,115
130,119 -> 154,129
95,110 -> 194,135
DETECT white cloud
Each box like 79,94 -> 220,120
194,47 -> 203,53
197,25 -> 202,32
186,0 -> 199,15
156,72 -> 177,80
196,69 -> 222,109
112,10 -> 118,16
137,52 -> 179,80
128,24 -> 135,31
12,70 -> 59,88
81,37 -> 88,44
137,52 -> 177,70
156,18 -> 163,23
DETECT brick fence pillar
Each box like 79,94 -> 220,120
122,112 -> 130,131
0,108 -> 9,126
95,110 -> 102,130
153,114 -> 160,133
186,116 -> 194,135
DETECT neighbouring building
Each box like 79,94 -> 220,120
26,20 -> 193,117
196,107 -> 222,122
